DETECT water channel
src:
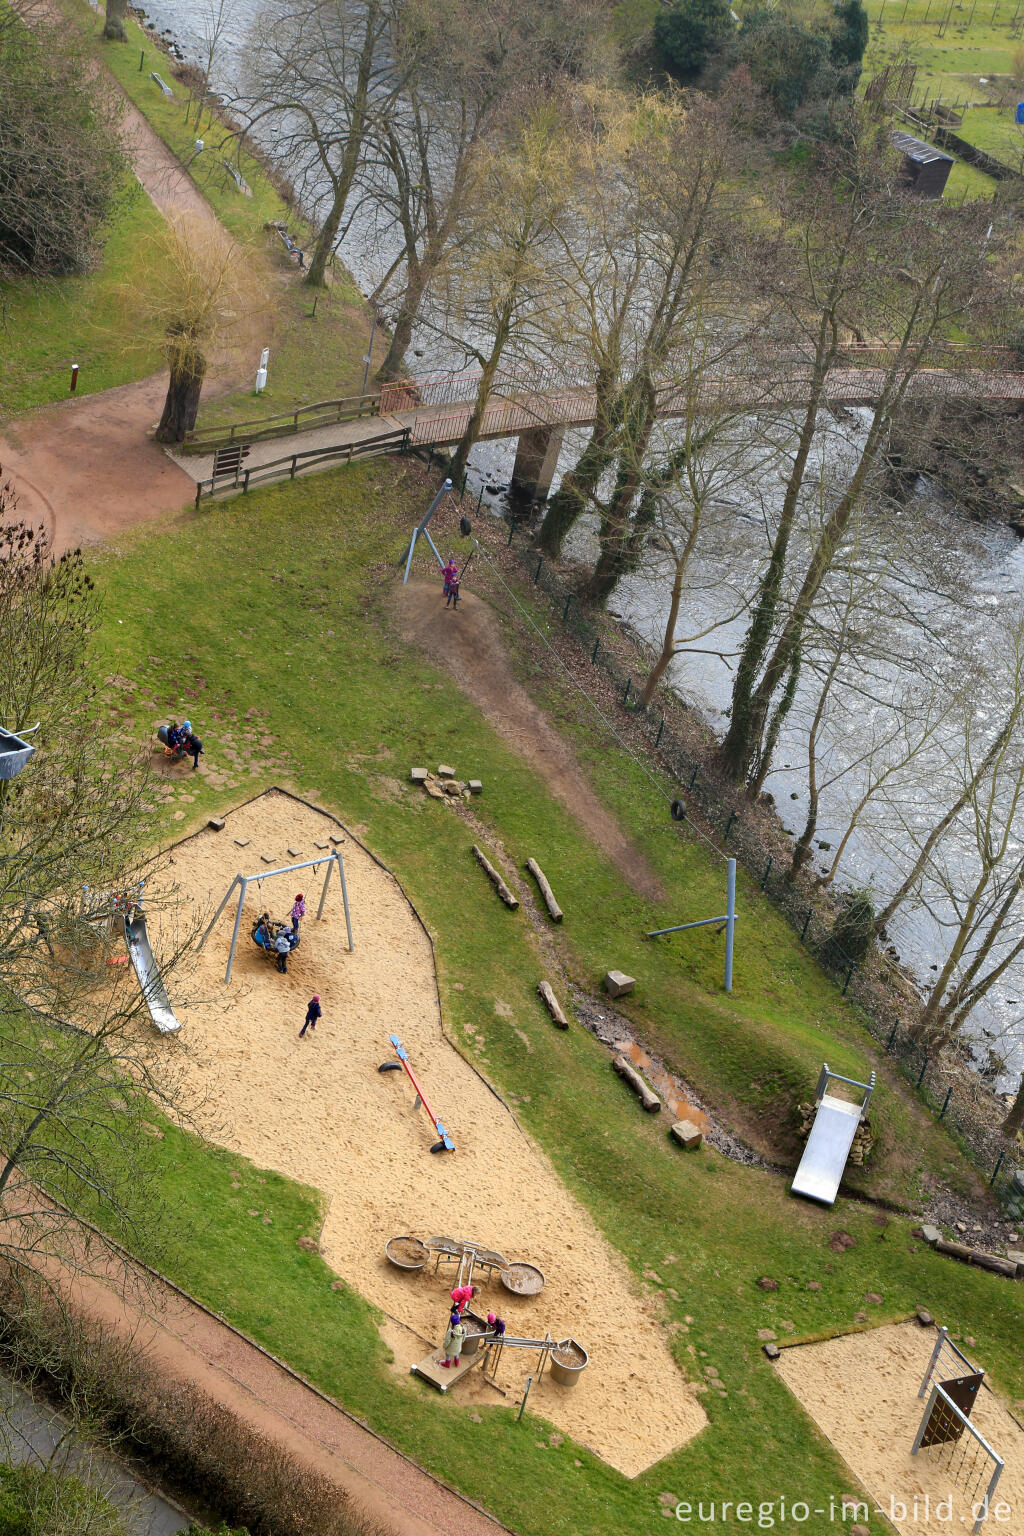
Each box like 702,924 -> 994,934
130,0 -> 1024,1091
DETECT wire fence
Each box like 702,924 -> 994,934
428,465 -> 1023,1208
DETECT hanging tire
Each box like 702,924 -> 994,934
670,799 -> 686,822
459,516 -> 472,536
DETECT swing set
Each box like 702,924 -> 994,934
199,849 -> 353,983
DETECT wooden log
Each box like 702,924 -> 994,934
612,1054 -> 661,1113
537,981 -> 568,1029
526,858 -> 563,922
471,845 -> 519,910
934,1239 -> 1017,1278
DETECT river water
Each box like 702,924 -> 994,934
131,0 -> 1024,1091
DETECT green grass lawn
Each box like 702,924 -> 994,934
78,459 -> 1024,1536
0,176 -> 166,417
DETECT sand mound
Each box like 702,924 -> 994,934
146,790 -> 704,1476
775,1322 -> 1024,1532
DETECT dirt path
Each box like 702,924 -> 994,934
0,54 -> 234,552
57,1259 -> 512,1536
394,582 -> 664,901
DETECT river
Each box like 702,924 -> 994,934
129,0 -> 1024,1093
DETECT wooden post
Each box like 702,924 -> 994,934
526,859 -> 563,922
471,845 -> 519,909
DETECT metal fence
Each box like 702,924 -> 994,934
430,470 -> 1021,1203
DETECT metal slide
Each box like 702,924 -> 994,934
124,914 -> 181,1035
790,1065 -> 875,1207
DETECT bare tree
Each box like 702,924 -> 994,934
238,0 -> 415,288
718,111 -> 1004,790
102,0 -> 127,44
141,213 -> 267,442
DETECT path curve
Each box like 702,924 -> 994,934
62,1259 -> 513,1536
0,51 -> 232,551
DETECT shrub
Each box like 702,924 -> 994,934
0,20 -> 126,276
653,0 -> 734,84
738,11 -> 835,118
0,1462 -> 128,1536
830,887 -> 876,967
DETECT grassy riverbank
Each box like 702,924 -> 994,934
79,459 -> 1024,1536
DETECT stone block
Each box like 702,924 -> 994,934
916,1309 -> 934,1327
234,837 -> 249,848
329,834 -> 345,844
261,854 -> 275,865
468,779 -> 482,794
437,764 -> 456,779
410,767 -> 429,783
288,847 -> 302,858
604,970 -> 635,998
762,1342 -> 781,1361
670,1119 -> 703,1150
208,817 -> 226,831
921,1225 -> 942,1246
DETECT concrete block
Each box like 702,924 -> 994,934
468,780 -> 483,794
260,854 -> 274,865
330,834 -> 345,845
604,970 -> 635,998
208,817 -> 226,831
437,764 -> 456,779
921,1225 -> 942,1246
234,837 -> 249,848
762,1342 -> 781,1361
287,847 -> 302,858
410,767 -> 429,783
670,1119 -> 703,1150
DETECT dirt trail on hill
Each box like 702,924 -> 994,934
394,581 -> 664,901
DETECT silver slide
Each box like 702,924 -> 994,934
124,914 -> 181,1035
791,1065 -> 875,1207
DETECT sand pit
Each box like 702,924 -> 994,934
775,1323 -> 1024,1532
145,790 -> 705,1476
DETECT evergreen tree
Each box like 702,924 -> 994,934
653,0 -> 734,84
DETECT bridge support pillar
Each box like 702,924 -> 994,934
510,425 -> 565,502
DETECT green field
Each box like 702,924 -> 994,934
79,460 -> 1024,1536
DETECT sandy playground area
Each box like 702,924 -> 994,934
145,790 -> 705,1476
775,1322 -> 1024,1533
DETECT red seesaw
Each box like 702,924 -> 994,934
378,1034 -> 455,1153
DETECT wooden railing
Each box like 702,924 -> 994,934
183,391 -> 381,452
193,427 -> 411,503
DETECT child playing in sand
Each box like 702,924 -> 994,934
486,1312 -> 506,1339
441,1311 -> 466,1368
450,1283 -> 476,1315
291,892 -> 306,931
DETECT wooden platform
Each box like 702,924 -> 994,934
411,1346 -> 483,1393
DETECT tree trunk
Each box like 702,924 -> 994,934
375,265 -> 424,383
639,558 -> 686,709
449,320 -> 510,487
103,0 -> 127,41
536,373 -> 622,557
155,355 -> 207,444
1003,1076 -> 1024,1138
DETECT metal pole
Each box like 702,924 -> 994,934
316,857 -> 333,920
403,480 -> 452,584
224,878 -> 248,985
517,1376 -> 533,1422
919,1328 -> 947,1398
724,858 -> 736,992
336,849 -> 354,951
361,305 -> 379,396
199,874 -> 243,950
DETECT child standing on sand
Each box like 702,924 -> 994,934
291,892 -> 306,931
441,1311 -> 466,1368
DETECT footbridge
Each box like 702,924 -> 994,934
176,345 -> 1024,503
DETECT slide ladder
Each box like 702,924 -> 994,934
790,1064 -> 874,1207
124,913 -> 181,1035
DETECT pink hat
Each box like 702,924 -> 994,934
312,994 -> 320,1001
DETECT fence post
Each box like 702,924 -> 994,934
139,48 -> 145,71
194,484 -> 202,509
477,487 -> 483,514
689,766 -> 699,790
939,1086 -> 953,1121
562,594 -> 572,622
886,1022 -> 899,1053
761,858 -> 772,890
843,966 -> 854,996
801,909 -> 811,941
656,718 -> 664,748
534,556 -> 543,583
623,678 -> 631,706
427,447 -> 434,471
290,456 -> 297,479
990,1150 -> 1005,1187
592,638 -> 600,663
916,1056 -> 929,1090
724,811 -> 736,841
507,519 -> 516,546
243,468 -> 250,494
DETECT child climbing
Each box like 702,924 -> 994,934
450,1283 -> 476,1315
441,1311 -> 466,1369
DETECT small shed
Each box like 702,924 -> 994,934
891,130 -> 954,200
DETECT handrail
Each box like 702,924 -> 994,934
184,391 -> 382,450
193,427 -> 411,503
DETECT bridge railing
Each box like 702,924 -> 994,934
192,427 -> 411,502
183,391 -> 381,452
